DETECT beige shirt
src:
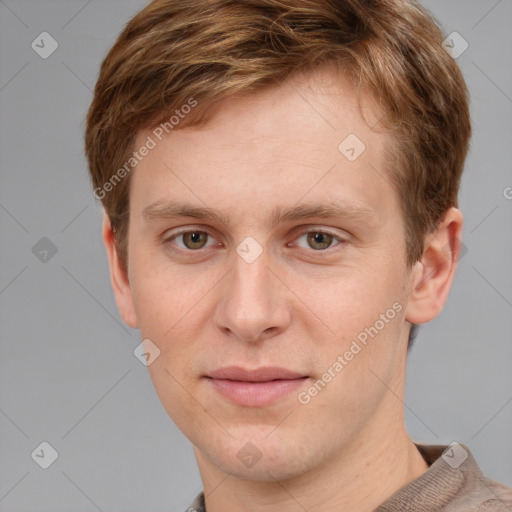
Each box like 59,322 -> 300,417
185,444 -> 512,511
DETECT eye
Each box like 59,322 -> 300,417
294,230 -> 345,251
164,229 -> 218,251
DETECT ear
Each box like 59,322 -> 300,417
405,207 -> 463,325
102,212 -> 138,329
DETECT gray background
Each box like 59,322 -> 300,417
0,0 -> 511,511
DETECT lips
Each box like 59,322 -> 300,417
209,366 -> 305,382
206,366 -> 308,407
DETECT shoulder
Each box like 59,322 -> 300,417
377,443 -> 512,512
468,479 -> 512,511
416,443 -> 512,512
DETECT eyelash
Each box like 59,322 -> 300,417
290,229 -> 347,253
161,227 -> 347,255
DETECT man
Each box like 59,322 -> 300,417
85,0 -> 512,510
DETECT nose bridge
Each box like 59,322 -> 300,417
234,247 -> 271,296
214,242 -> 289,341
230,247 -> 274,315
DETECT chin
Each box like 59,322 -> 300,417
213,449 -> 309,482
196,427 -> 321,482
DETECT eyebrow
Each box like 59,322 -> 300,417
141,199 -> 375,229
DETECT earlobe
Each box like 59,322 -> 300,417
405,207 -> 463,325
101,212 -> 138,329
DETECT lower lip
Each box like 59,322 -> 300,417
207,377 -> 308,407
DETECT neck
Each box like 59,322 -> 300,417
194,409 -> 429,512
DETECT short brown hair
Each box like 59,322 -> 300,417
85,0 -> 471,271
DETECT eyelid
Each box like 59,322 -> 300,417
161,226 -> 220,250
290,226 -> 348,250
161,225 -> 349,253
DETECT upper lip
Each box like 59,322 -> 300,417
208,366 -> 306,382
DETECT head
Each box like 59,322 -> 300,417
85,0 -> 470,481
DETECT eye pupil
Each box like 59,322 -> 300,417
307,232 -> 333,250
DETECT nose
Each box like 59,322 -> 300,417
213,246 -> 292,343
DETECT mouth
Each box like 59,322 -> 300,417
205,366 -> 309,407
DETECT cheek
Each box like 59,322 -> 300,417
300,277 -> 406,423
129,263 -> 208,426
297,262 -> 407,398
129,252 -> 211,336
298,264 -> 404,337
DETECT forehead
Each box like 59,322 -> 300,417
129,66 -> 398,226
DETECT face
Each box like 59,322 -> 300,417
117,67 -> 421,481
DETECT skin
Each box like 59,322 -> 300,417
102,66 -> 463,512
